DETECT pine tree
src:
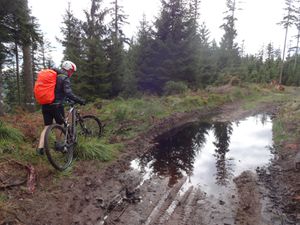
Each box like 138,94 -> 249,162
263,43 -> 280,83
121,38 -> 140,97
0,0 -> 40,111
137,0 -> 201,94
81,0 -> 110,99
0,0 -> 18,112
60,3 -> 85,94
107,0 -> 128,96
219,0 -> 240,72
292,0 -> 300,72
2,68 -> 19,107
197,22 -> 216,87
183,0 -> 202,87
21,0 -> 38,111
279,0 -> 297,84
134,15 -> 155,93
38,36 -> 55,69
188,0 -> 201,21
0,67 -> 3,115
31,34 -> 55,85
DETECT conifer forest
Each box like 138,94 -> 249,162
1,0 -> 300,113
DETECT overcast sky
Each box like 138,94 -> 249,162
28,0 -> 289,66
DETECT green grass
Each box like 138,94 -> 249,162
272,119 -> 289,144
0,121 -> 25,155
89,84 -> 294,145
271,93 -> 300,145
2,83 -> 299,172
0,121 -> 53,169
76,137 -> 121,161
0,121 -> 23,142
241,85 -> 291,110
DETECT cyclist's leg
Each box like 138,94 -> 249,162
38,126 -> 50,149
37,106 -> 53,154
51,105 -> 66,150
54,105 -> 65,125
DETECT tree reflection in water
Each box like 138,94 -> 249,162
139,122 -> 211,187
258,113 -> 269,125
138,121 -> 235,187
213,122 -> 234,186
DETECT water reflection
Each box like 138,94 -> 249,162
213,122 -> 233,186
139,122 -> 211,186
134,114 -> 273,194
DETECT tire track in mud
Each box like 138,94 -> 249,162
165,186 -> 201,225
102,174 -> 237,225
234,171 -> 263,225
164,186 -> 195,225
96,164 -> 289,225
98,177 -> 204,225
144,177 -> 187,225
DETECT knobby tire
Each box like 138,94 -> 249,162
44,124 -> 73,171
79,115 -> 103,138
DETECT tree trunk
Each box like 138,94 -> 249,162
15,41 -> 21,105
23,44 -> 35,111
0,65 -> 4,116
279,0 -> 293,85
31,45 -> 35,85
115,0 -> 118,40
279,25 -> 289,84
294,29 -> 300,72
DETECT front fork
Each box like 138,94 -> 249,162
63,110 -> 78,150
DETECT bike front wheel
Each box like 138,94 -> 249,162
44,124 -> 74,171
78,115 -> 103,138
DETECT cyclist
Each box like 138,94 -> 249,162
36,60 -> 85,155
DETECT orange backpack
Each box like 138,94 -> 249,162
34,69 -> 58,105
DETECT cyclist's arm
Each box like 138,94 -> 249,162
63,77 -> 85,104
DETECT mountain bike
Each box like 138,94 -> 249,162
44,102 -> 103,171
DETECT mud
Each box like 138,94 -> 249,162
1,101 -> 300,225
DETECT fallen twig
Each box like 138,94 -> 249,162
26,164 -> 36,194
0,159 -> 36,193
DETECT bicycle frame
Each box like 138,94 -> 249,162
64,105 -> 78,145
64,104 -> 86,143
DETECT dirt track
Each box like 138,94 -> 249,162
1,100 -> 300,225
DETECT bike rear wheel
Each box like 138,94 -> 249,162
78,115 -> 103,138
44,124 -> 74,171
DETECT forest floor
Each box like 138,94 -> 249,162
1,86 -> 300,225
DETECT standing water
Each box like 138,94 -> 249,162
131,114 -> 273,196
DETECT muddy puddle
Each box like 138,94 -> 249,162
100,114 -> 284,225
131,114 -> 273,195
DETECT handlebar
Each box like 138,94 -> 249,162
65,100 -> 77,106
65,98 -> 86,106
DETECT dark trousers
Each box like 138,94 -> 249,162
42,104 -> 65,126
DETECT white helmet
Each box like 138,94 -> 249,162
61,60 -> 77,72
